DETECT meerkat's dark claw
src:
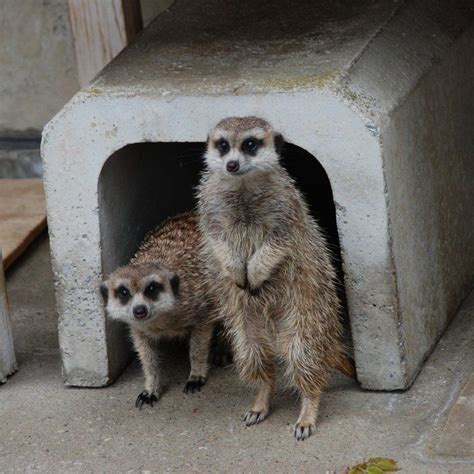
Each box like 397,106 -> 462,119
183,376 -> 207,394
244,410 -> 266,426
294,423 -> 313,441
135,391 -> 159,409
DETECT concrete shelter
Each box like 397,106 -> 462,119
42,0 -> 474,390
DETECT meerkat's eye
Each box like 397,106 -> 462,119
242,138 -> 260,154
144,281 -> 163,300
116,285 -> 131,304
215,138 -> 230,155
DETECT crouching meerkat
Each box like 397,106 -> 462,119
197,117 -> 355,440
101,212 -> 218,408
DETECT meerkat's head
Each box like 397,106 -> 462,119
100,263 -> 180,327
205,116 -> 284,176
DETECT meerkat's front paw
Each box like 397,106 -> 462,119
244,409 -> 267,426
246,261 -> 267,294
135,390 -> 159,409
222,260 -> 247,289
294,422 -> 314,441
235,280 -> 247,290
230,270 -> 248,290
183,375 -> 207,394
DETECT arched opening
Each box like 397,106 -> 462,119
98,141 -> 350,360
99,143 -> 205,276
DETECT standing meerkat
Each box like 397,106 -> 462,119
101,212 -> 218,408
197,117 -> 354,440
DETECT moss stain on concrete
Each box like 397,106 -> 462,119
257,71 -> 338,92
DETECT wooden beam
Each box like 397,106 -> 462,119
121,0 -> 144,41
0,179 -> 47,271
68,0 -> 143,87
0,253 -> 17,383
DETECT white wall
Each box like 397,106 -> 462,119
0,0 -> 174,138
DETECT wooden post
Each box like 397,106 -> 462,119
0,251 -> 17,383
68,0 -> 143,87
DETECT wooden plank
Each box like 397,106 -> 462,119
0,252 -> 17,383
68,0 -> 143,87
121,0 -> 143,41
0,179 -> 47,271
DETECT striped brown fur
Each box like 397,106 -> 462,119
101,212 -> 218,407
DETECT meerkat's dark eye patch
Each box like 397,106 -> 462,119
144,281 -> 163,300
116,285 -> 131,305
241,137 -> 262,156
215,138 -> 230,156
170,273 -> 180,296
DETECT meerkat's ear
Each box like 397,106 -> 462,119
100,282 -> 109,304
274,133 -> 284,155
169,273 -> 180,296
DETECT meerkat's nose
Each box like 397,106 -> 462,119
226,160 -> 240,173
133,305 -> 148,319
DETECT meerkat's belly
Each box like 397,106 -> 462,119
225,220 -> 269,259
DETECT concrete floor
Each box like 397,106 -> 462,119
1,234 -> 473,473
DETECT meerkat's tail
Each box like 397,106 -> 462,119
333,354 -> 357,379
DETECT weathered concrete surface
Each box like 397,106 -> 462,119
42,0 -> 474,389
0,0 -> 173,138
1,240 -> 474,472
344,1 -> 474,387
431,373 -> 474,459
0,0 -> 79,138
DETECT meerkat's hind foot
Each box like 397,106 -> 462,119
243,409 -> 267,426
244,381 -> 273,426
135,390 -> 159,410
183,375 -> 207,394
294,422 -> 314,441
294,394 -> 319,440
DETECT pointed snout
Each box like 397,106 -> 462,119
224,150 -> 243,175
133,304 -> 148,319
226,160 -> 240,173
